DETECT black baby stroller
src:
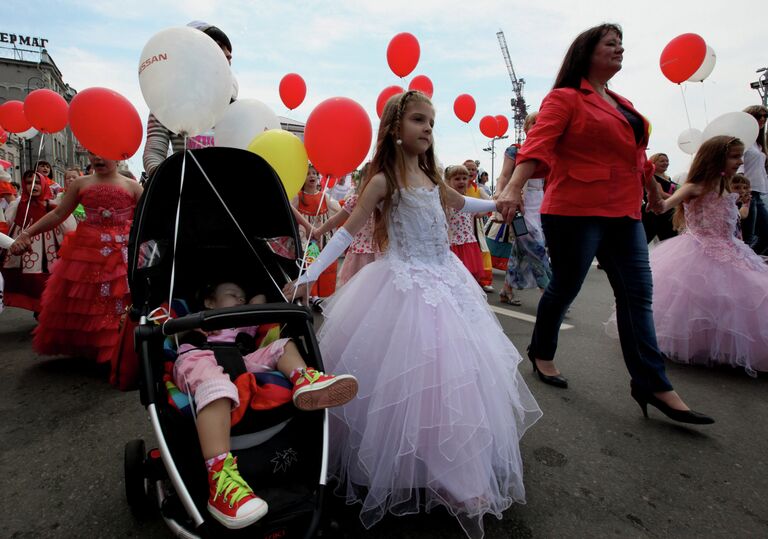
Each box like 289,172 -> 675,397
124,148 -> 329,538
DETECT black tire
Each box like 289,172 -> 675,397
124,439 -> 152,518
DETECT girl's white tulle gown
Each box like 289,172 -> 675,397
318,186 -> 542,538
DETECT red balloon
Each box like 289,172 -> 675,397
24,89 -> 68,133
69,87 -> 143,160
453,94 -> 476,124
660,33 -> 707,84
494,115 -> 509,137
387,33 -> 420,78
322,174 -> 338,189
0,127 -> 7,145
0,101 -> 32,133
376,85 -> 404,118
304,97 -> 372,178
479,115 -> 499,138
279,73 -> 307,110
408,75 -> 433,99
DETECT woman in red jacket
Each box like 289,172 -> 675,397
497,23 -> 713,425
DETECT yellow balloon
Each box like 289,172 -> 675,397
247,129 -> 308,200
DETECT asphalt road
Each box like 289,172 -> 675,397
1,267 -> 766,538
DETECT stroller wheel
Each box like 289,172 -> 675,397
124,439 -> 154,519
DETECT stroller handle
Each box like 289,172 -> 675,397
162,303 -> 313,335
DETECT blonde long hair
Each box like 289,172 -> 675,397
361,90 -> 445,250
672,136 -> 744,231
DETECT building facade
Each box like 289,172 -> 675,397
0,42 -> 89,185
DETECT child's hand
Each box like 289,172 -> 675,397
282,279 -> 311,303
10,232 -> 32,255
310,229 -> 324,242
646,183 -> 665,214
249,294 -> 267,305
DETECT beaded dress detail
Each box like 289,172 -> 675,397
33,183 -> 136,363
650,191 -> 768,374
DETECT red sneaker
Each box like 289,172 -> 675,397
207,453 -> 268,529
290,368 -> 358,411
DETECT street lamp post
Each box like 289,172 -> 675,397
750,67 -> 768,107
483,135 -> 508,194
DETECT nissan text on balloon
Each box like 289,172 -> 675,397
138,27 -> 232,137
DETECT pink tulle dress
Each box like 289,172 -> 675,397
318,186 -> 541,538
337,193 -> 379,287
650,190 -> 768,375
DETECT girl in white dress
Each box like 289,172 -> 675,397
284,90 -> 541,539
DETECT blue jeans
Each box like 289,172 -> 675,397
530,215 -> 673,393
743,191 -> 768,255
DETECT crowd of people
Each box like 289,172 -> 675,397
1,20 -> 767,539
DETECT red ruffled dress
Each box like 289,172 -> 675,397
33,183 -> 136,363
295,190 -> 338,297
447,207 -> 485,283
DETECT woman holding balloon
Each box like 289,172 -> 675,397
497,23 -> 713,425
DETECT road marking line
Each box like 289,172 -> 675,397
489,305 -> 574,330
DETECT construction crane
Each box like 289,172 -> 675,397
497,30 -> 527,145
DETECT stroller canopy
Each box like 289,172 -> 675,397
128,148 -> 302,313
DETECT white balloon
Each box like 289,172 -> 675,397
677,128 -> 703,155
18,127 -> 38,140
213,99 -> 281,150
231,74 -> 239,100
672,172 -> 688,185
701,112 -> 759,148
687,45 -> 716,82
138,27 -> 232,137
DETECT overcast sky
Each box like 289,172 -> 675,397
5,0 -> 766,180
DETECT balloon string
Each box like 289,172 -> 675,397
679,84 -> 692,131
21,132 -> 46,231
164,138 -> 187,339
700,82 -> 709,125
186,151 -> 287,301
291,175 -> 332,303
470,128 -> 481,158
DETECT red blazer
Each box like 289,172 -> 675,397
517,78 -> 650,219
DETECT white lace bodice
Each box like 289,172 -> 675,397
382,187 -> 486,312
386,187 -> 451,263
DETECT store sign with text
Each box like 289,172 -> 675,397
0,32 -> 49,48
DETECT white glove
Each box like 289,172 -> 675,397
296,227 -> 353,286
460,196 -> 497,213
0,232 -> 13,250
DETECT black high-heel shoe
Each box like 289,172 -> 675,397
527,347 -> 568,388
630,386 -> 715,425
